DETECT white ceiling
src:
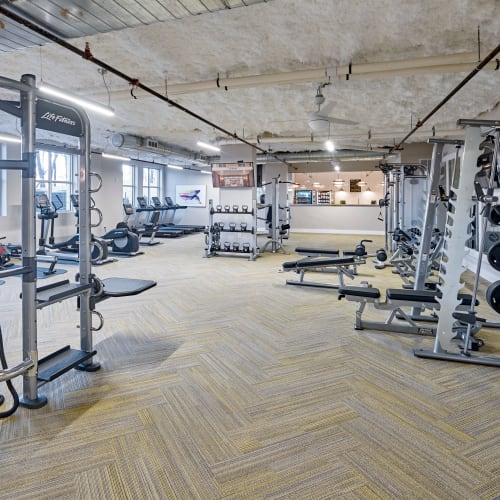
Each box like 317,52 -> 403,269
0,0 -> 499,171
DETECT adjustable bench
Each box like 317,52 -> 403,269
338,285 -> 477,336
295,247 -> 340,257
283,256 -> 364,289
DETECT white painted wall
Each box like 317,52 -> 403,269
291,205 -> 384,234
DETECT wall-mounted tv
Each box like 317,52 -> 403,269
294,189 -> 313,204
211,161 -> 255,188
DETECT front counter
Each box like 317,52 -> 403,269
290,205 -> 384,234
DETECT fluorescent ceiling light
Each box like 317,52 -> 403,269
39,83 -> 115,117
0,133 -> 21,143
167,164 -> 183,170
197,141 -> 220,153
200,170 -> 212,174
102,152 -> 130,161
324,139 -> 335,152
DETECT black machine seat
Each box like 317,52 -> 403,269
339,285 -> 477,306
386,288 -> 438,303
283,256 -> 356,270
338,286 -> 381,299
295,247 -> 339,256
101,277 -> 156,297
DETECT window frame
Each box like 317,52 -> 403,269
35,148 -> 77,212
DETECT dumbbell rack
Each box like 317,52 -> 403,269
204,199 -> 259,261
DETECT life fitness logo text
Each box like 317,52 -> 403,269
40,112 -> 76,127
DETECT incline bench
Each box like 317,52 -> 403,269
283,256 -> 364,289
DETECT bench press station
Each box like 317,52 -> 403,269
338,284 -> 477,337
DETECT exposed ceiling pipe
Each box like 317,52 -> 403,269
86,51 -> 497,101
218,128 -> 464,146
257,150 -> 386,163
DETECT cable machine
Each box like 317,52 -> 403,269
259,175 -> 291,254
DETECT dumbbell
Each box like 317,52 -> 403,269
232,242 -> 240,252
232,204 -> 239,213
216,204 -> 222,212
240,222 -> 248,231
229,222 -> 236,232
241,205 -> 249,213
218,222 -> 225,231
223,241 -> 231,252
242,242 -> 250,253
224,205 -> 231,212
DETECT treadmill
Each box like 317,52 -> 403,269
136,197 -> 184,238
163,196 -> 205,232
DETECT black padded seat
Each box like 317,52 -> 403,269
296,257 -> 355,268
456,293 -> 479,306
386,288 -> 438,303
338,286 -> 381,299
295,247 -> 339,256
283,257 -> 356,270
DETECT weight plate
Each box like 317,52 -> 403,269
486,280 -> 500,314
487,242 -> 500,271
488,205 -> 500,226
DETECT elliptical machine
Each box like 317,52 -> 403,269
69,195 -> 141,256
36,194 -> 110,264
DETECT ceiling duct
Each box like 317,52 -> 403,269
257,149 -> 387,163
111,133 -> 209,165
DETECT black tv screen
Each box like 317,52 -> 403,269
211,162 -> 255,188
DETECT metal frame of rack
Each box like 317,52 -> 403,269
204,199 -> 258,261
0,74 -> 96,408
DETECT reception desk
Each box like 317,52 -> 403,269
290,205 -> 384,234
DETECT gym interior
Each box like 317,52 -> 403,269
0,1 -> 499,498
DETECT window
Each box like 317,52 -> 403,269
142,166 -> 160,203
122,164 -> 137,204
36,150 -> 76,211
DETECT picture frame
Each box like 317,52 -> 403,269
175,185 -> 207,207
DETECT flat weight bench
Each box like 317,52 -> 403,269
283,256 -> 364,289
338,285 -> 477,336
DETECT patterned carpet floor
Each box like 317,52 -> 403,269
0,232 -> 499,499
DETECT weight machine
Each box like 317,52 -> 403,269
259,175 -> 291,254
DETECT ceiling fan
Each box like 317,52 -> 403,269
308,84 -> 357,132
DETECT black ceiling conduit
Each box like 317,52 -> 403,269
391,43 -> 500,153
0,5 -> 291,167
